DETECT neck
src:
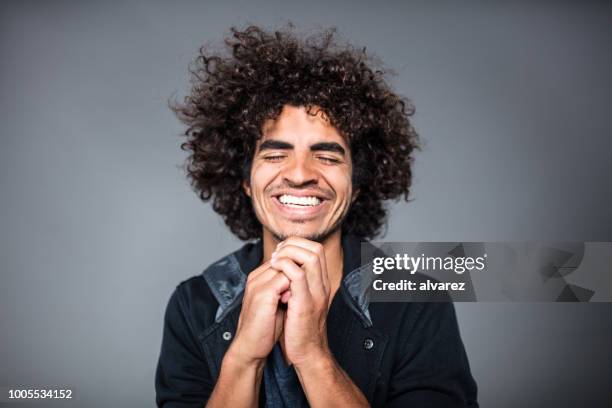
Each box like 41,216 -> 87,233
262,229 -> 344,298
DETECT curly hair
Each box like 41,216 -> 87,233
173,23 -> 419,241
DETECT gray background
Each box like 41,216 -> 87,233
1,1 -> 611,407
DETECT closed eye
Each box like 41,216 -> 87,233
264,155 -> 286,162
317,156 -> 341,164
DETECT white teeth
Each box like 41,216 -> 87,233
278,194 -> 321,206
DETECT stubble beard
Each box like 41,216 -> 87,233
269,219 -> 343,244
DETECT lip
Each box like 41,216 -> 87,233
271,195 -> 329,219
271,189 -> 330,200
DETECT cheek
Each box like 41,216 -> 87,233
250,163 -> 280,196
330,169 -> 353,199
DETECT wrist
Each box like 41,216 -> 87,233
212,344 -> 266,408
293,346 -> 334,373
223,345 -> 266,375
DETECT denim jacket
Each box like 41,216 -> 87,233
155,235 -> 479,407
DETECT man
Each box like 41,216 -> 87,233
156,24 -> 478,407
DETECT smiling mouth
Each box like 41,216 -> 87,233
276,194 -> 323,208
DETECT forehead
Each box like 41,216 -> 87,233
260,105 -> 348,147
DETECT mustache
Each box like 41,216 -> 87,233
265,183 -> 334,199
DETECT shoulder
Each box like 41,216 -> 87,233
163,275 -> 218,342
167,245 -> 251,339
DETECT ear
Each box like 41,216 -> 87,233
351,188 -> 360,204
242,179 -> 252,197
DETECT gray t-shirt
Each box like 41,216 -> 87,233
263,343 -> 308,407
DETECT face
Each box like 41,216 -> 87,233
244,105 -> 356,243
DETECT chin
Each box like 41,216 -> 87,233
269,223 -> 340,243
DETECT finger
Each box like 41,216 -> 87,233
238,272 -> 289,334
277,237 -> 326,260
274,306 -> 285,340
249,274 -> 290,311
277,238 -> 329,292
246,261 -> 292,294
280,289 -> 292,303
247,266 -> 278,286
259,270 -> 291,296
245,268 -> 290,308
246,260 -> 274,283
269,257 -> 312,304
243,266 -> 278,298
273,244 -> 328,297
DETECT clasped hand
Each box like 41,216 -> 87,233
227,237 -> 332,369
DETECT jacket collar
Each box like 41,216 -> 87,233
202,234 -> 374,327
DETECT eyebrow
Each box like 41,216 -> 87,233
258,140 -> 293,151
310,142 -> 346,156
258,139 -> 346,156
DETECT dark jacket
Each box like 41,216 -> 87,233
155,235 -> 479,407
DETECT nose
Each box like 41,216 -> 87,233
282,156 -> 318,187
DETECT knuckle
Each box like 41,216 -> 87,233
245,275 -> 258,288
270,258 -> 284,269
252,290 -> 268,303
306,253 -> 318,264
